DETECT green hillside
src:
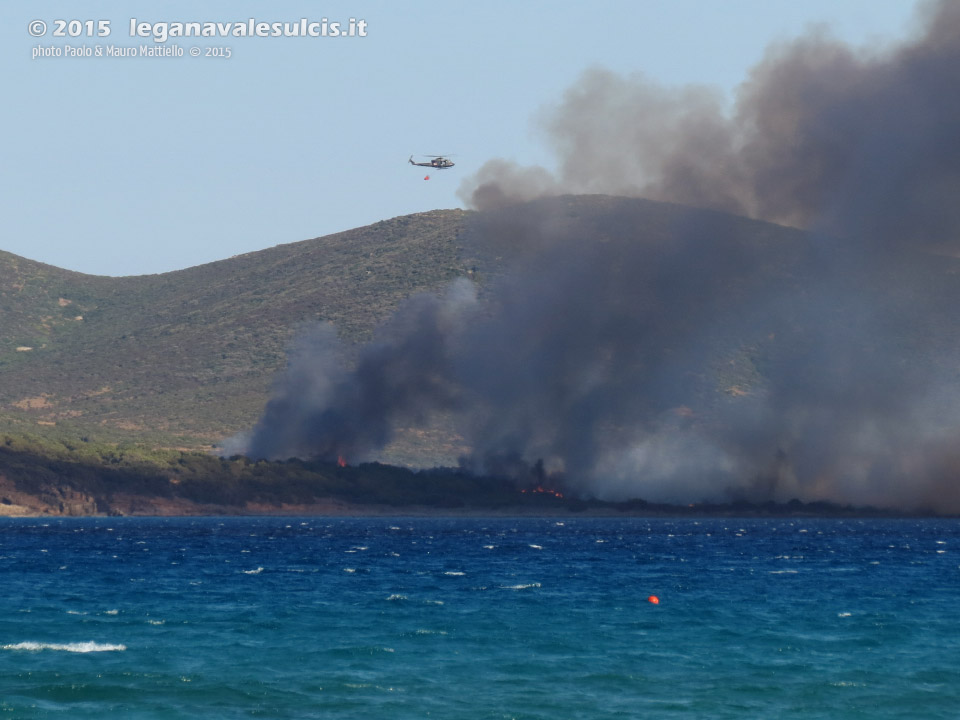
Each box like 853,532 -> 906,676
0,209 -> 471,445
3,194 -> 960,466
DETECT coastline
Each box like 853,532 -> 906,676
0,468 -> 944,519
0,491 -> 940,520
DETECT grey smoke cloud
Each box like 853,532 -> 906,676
240,280 -> 476,463
235,1 -> 960,512
460,0 -> 960,250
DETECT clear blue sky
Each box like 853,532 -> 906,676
1,1 -> 919,276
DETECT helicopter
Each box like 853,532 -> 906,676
409,155 -> 455,169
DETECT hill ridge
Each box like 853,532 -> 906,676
0,207 -> 471,443
2,195 -> 959,472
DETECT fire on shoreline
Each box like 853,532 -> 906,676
520,485 -> 564,499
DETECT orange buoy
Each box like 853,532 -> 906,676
647,595 -> 660,604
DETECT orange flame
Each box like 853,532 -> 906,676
337,455 -> 347,468
520,485 -> 564,499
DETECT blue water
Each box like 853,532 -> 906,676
1,517 -> 958,718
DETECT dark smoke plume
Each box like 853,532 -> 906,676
233,280 -> 476,463
234,1 -> 960,512
460,0 -> 960,252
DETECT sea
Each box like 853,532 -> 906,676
0,516 -> 957,719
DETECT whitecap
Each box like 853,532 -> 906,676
483,545 -> 495,550
343,568 -> 356,573
242,567 -> 264,575
500,583 -> 541,590
104,609 -> 119,615
528,544 -> 543,550
768,570 -> 798,574
3,641 -> 126,652
147,619 -> 165,626
386,594 -> 407,601
444,571 -> 465,576
837,612 -> 852,617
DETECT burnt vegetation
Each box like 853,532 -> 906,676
0,430 -> 902,516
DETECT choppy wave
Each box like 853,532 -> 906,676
3,641 -> 127,652
1,517 -> 955,718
